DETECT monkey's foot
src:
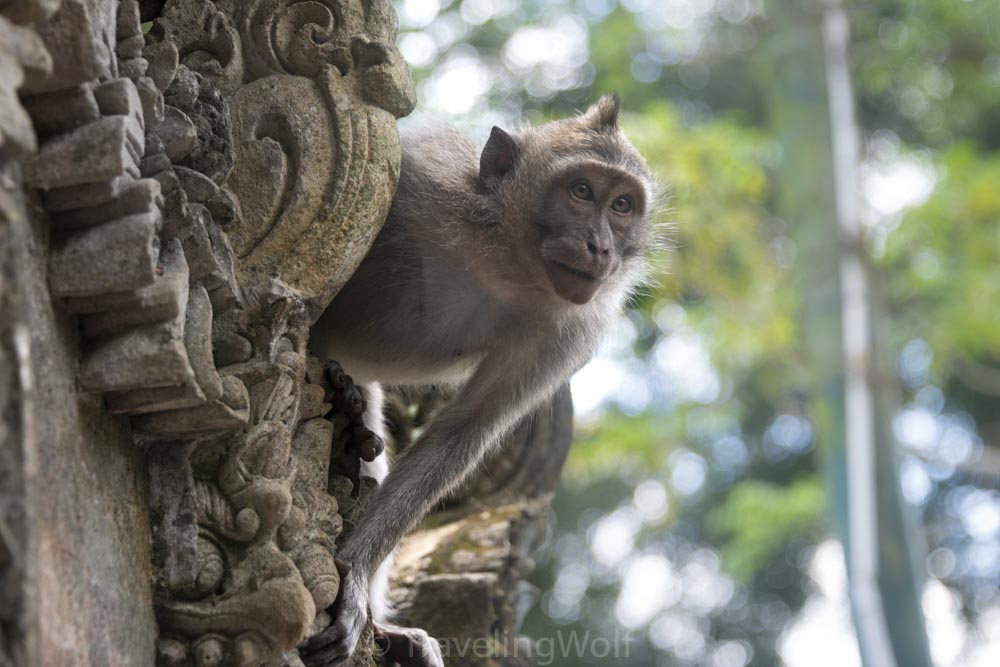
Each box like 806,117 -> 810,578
323,360 -> 386,462
374,622 -> 444,667
299,560 -> 369,667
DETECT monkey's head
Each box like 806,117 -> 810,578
478,95 -> 655,307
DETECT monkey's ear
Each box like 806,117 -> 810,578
480,126 -> 518,190
583,94 -> 621,130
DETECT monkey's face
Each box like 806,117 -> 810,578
533,160 -> 649,305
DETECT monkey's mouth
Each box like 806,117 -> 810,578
554,261 -> 597,282
544,260 -> 602,305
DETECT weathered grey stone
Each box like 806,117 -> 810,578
21,84 -> 100,137
50,177 -> 161,228
160,191 -> 192,241
64,243 -> 184,319
118,56 -> 149,81
412,574 -> 498,641
181,205 -> 222,283
144,39 -> 178,93
117,34 -> 146,59
174,165 -> 219,204
175,164 -> 236,224
0,64 -> 36,156
205,188 -> 236,224
94,77 -> 146,155
207,282 -> 237,311
144,438 -> 200,605
104,382 -> 207,414
77,239 -> 187,337
6,151 -> 158,664
156,104 -> 197,162
124,156 -> 142,179
212,330 -> 253,367
136,75 -> 165,130
4,0 -> 438,665
224,65 -> 411,318
163,62 -> 198,110
140,151 -> 171,177
79,296 -> 179,337
154,165 -> 181,194
0,16 -> 52,157
1,109 -> 35,667
0,14 -> 52,77
79,305 -> 195,392
204,221 -> 238,305
49,210 -> 159,297
132,374 -> 250,436
94,77 -> 139,116
117,0 -> 142,38
20,0 -> 114,95
183,283 -> 223,403
25,115 -> 137,190
0,0 -> 59,24
41,173 -> 132,211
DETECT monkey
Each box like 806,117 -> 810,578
305,95 -> 656,667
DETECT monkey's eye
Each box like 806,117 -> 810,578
570,182 -> 594,201
611,196 -> 633,214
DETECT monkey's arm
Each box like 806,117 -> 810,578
309,335 -> 589,665
339,333 -> 590,578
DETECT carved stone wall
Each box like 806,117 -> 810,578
1,2 -> 573,666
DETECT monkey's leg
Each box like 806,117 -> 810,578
357,382 -> 394,625
358,382 -> 390,484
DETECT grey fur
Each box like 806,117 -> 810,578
309,95 -> 655,665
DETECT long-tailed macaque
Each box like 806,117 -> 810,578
306,95 -> 656,666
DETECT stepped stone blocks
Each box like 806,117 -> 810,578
1,1 -> 574,665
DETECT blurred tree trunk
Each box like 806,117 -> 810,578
755,1 -> 932,665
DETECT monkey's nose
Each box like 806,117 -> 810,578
586,240 -> 611,256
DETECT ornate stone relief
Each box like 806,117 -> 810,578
11,0 -> 414,664
4,1 -> 575,665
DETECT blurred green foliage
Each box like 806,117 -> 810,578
707,478 -> 826,584
393,0 -> 1000,663
881,145 -> 1000,363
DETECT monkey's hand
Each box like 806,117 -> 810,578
375,622 -> 445,667
299,561 -> 369,666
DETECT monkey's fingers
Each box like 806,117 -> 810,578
358,434 -> 385,462
374,623 -> 444,667
342,382 -> 366,416
324,360 -> 347,390
299,625 -> 349,666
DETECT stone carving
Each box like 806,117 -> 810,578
153,0 -> 415,318
4,0 -> 575,665
11,0 -> 413,663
